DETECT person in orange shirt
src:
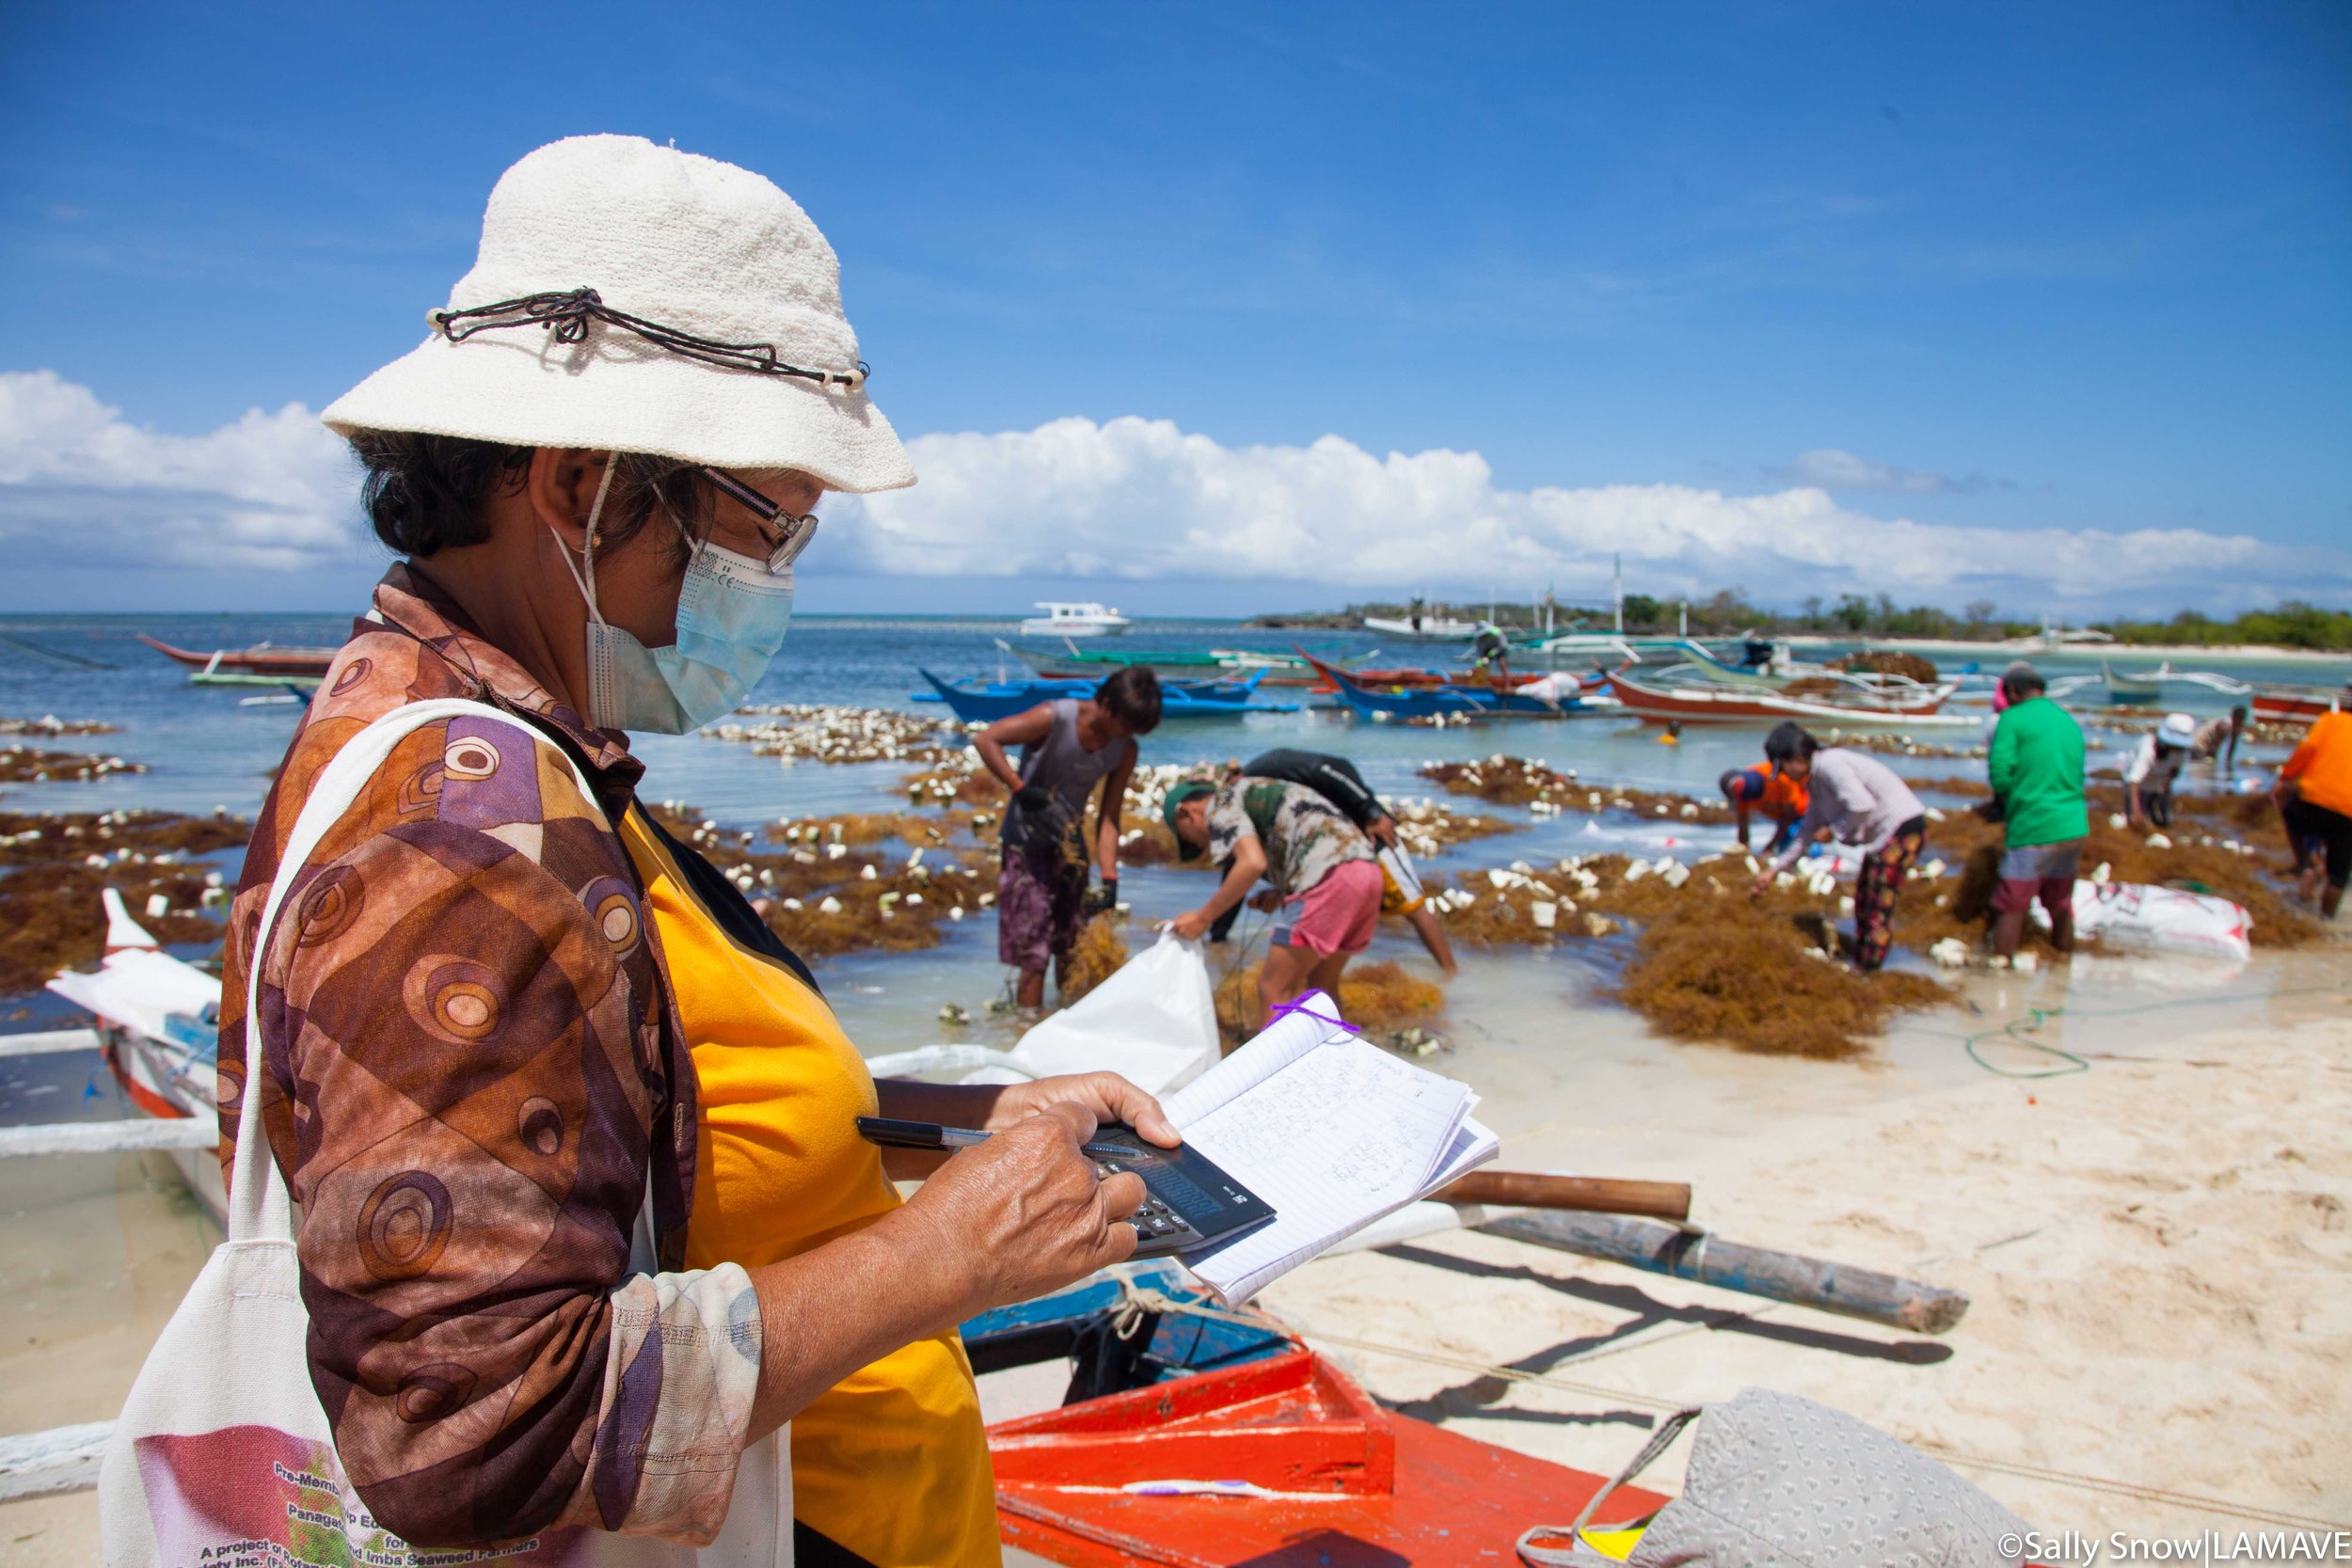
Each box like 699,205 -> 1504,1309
2276,690 -> 2352,919
1721,761 -> 1810,854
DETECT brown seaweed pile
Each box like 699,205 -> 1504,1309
1613,900 -> 1952,1061
1419,755 -> 1575,806
1212,958 -> 1446,1048
645,802 -> 993,959
1057,915 -> 1130,1004
1826,650 -> 1940,682
0,745 -> 145,784
0,810 -> 248,995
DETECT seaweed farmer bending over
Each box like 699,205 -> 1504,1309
1165,774 -> 1384,1013
975,666 -> 1162,1009
1748,721 -> 1928,972
217,136 -> 1174,1565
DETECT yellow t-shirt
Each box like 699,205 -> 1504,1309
620,807 -> 999,1568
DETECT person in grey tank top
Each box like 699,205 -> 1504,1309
974,667 -> 1163,1008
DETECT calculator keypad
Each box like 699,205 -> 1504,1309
1096,1159 -> 1203,1255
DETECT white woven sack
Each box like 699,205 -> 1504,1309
100,698 -> 788,1567
1006,931 -> 1219,1095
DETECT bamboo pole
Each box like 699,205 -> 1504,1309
1478,1211 -> 1969,1335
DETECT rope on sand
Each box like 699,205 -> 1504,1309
1957,980 -> 2350,1080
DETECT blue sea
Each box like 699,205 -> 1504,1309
0,608 -> 2335,1066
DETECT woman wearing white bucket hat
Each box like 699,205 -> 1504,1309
206,136 -> 1174,1564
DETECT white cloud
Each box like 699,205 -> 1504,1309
2,373 -> 2341,614
1769,447 -> 2006,496
831,415 -> 2343,611
0,369 -> 363,570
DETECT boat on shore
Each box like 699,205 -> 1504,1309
968,1259 -> 1669,1563
1604,669 -> 1971,726
1019,602 -> 1131,638
40,891 -> 226,1227
136,634 -> 338,679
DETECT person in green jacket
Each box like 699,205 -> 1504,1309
1986,662 -> 2090,958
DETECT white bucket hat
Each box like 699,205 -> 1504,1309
2158,712 -> 2197,747
322,135 -> 914,493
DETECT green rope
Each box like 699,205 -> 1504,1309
1957,981 -> 2349,1080
1963,1006 -> 2089,1078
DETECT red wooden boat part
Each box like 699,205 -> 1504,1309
137,633 -> 339,678
2250,686 -> 2344,728
991,1347 -> 1669,1565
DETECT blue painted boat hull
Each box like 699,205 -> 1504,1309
914,670 -> 1298,723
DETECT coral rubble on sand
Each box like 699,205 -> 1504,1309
708,704 -> 961,765
645,802 -> 992,959
0,745 -> 145,784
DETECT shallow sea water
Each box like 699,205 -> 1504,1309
0,610 -> 2340,1555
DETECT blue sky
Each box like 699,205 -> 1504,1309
2,1 -> 2346,616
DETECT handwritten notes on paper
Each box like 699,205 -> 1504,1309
1163,994 -> 1497,1303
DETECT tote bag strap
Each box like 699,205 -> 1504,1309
230,698 -> 601,1244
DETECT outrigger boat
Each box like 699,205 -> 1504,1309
1604,669 -> 1972,727
40,891 -> 226,1226
914,669 -> 1300,724
1005,639 -> 1343,687
1299,653 -> 1610,720
136,634 -> 337,680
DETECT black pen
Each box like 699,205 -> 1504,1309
855,1116 -> 1146,1161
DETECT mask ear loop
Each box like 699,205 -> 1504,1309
551,454 -> 622,626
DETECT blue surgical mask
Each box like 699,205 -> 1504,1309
554,460 -> 798,734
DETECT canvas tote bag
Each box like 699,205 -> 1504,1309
101,698 -> 789,1568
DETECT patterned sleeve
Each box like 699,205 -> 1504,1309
252,716 -> 761,1547
1204,782 -> 1255,868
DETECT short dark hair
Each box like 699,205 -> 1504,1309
1096,666 -> 1163,734
349,430 -> 716,561
2231,705 -> 2249,724
1763,721 -> 1819,766
2000,662 -> 2047,701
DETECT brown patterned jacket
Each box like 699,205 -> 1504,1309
218,562 -> 761,1547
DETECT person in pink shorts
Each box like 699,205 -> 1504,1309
1166,776 -> 1383,1018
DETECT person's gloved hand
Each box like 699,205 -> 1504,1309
1013,783 -> 1052,813
1082,878 -> 1119,916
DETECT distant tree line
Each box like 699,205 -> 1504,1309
1261,594 -> 2352,649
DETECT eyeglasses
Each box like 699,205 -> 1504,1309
699,467 -> 821,572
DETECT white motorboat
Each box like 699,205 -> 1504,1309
1359,614 -> 1481,641
1018,601 -> 1132,637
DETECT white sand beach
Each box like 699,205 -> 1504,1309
8,947 -> 2346,1560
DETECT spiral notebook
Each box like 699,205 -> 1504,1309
1160,992 -> 1498,1303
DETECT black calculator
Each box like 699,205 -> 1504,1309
1090,1125 -> 1278,1259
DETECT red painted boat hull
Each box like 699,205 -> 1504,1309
2252,690 -> 2342,728
991,1347 -> 1668,1565
138,634 -> 339,678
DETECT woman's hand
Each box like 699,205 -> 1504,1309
984,1071 -> 1179,1148
894,1101 -> 1146,1316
